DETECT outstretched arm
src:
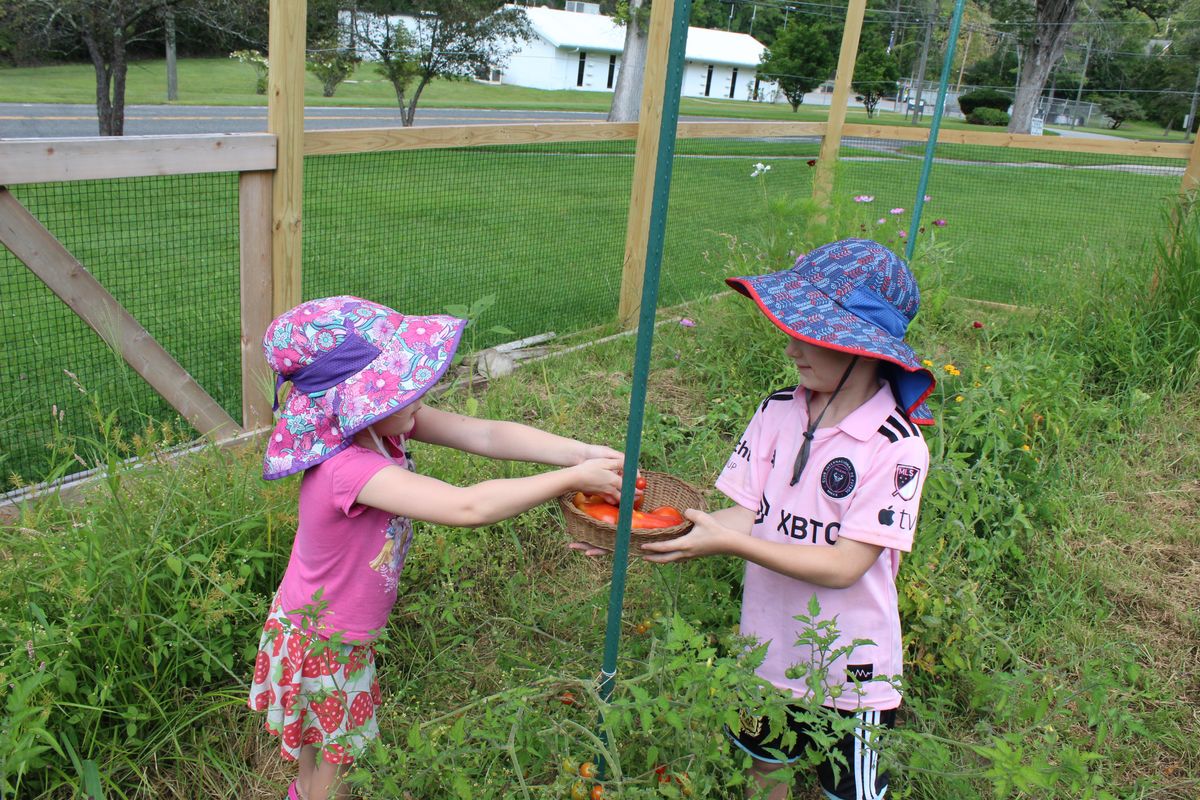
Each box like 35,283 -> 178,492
355,457 -> 624,528
411,406 -> 621,466
640,507 -> 882,589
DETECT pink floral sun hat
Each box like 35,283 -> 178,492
261,296 -> 466,480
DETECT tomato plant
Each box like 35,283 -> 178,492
561,756 -> 579,776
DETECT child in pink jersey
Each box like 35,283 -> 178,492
248,296 -> 624,800
642,239 -> 936,800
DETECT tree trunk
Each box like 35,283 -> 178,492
111,23 -> 127,136
83,32 -> 115,136
81,10 -> 129,136
1007,0 -> 1077,134
607,0 -> 648,123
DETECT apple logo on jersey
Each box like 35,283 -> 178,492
878,506 -> 895,526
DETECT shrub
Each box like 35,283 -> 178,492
306,40 -> 361,98
1098,94 -> 1146,130
957,87 -> 1012,115
967,107 -> 1010,126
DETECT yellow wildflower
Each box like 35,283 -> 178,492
922,359 -> 933,367
1021,444 -> 1031,451
955,395 -> 964,403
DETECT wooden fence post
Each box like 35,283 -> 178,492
812,0 -> 869,220
1183,129 -> 1200,197
240,171 -> 275,431
268,0 -> 306,315
617,0 -> 681,329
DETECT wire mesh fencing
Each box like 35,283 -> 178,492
1,174 -> 241,487
1,127 -> 1191,487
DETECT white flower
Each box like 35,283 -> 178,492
751,162 -> 772,178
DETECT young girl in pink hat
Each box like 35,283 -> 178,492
247,296 -> 624,800
641,239 -> 936,800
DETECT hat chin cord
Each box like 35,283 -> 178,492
790,356 -> 858,486
366,426 -> 391,459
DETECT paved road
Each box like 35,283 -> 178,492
0,103 -> 613,138
1,101 -> 1144,141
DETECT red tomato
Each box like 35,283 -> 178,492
655,764 -> 671,783
578,761 -> 597,779
590,786 -> 605,800
631,506 -> 685,529
581,502 -> 619,525
646,505 -> 684,526
558,691 -> 579,707
635,475 -> 647,490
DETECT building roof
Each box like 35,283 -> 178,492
515,5 -> 765,67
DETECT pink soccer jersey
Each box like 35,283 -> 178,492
716,383 -> 929,711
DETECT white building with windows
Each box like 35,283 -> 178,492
501,4 -> 768,101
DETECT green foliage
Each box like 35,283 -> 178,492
966,106 -> 1010,126
305,40 -> 361,97
956,88 -> 1013,116
1098,94 -> 1147,129
851,40 -> 900,118
0,408 -> 288,797
3,196 -> 1200,798
1059,198 -> 1200,397
229,48 -> 269,94
758,23 -> 838,112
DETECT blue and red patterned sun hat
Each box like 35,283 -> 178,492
261,296 -> 466,480
726,238 -> 936,423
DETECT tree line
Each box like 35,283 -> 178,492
1,0 -> 1196,136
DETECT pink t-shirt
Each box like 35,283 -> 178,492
276,437 -> 415,642
715,383 -> 929,711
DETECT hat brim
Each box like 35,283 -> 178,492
263,316 -> 466,479
727,275 -> 936,423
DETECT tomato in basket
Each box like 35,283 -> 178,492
572,491 -> 683,529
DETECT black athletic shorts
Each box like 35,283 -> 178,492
725,705 -> 897,800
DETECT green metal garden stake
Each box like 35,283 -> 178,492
906,0 -> 967,261
594,0 -> 693,783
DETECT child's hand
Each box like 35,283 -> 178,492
639,509 -> 735,563
578,443 -> 623,463
571,457 -> 624,499
567,541 -> 612,557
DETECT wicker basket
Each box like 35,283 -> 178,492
558,470 -> 705,553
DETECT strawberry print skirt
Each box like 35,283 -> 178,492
247,595 -> 381,765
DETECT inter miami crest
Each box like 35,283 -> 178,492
892,464 -> 921,501
820,457 -> 857,498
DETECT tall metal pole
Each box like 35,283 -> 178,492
597,0 -> 692,777
906,0 -> 967,259
1071,38 -> 1091,129
1187,62 -> 1200,143
910,13 -> 932,124
954,25 -> 973,93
